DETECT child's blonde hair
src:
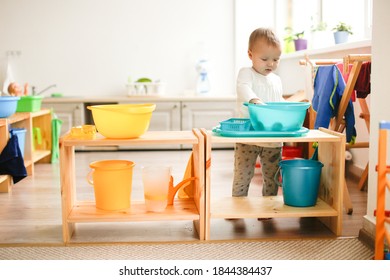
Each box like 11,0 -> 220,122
248,28 -> 280,51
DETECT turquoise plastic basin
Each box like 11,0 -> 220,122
244,102 -> 311,131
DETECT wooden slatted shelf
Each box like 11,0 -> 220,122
68,199 -> 199,223
202,127 -> 345,240
59,129 -> 205,243
211,196 -> 338,219
0,109 -> 52,192
32,150 -> 51,162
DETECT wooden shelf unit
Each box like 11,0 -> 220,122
202,128 -> 345,240
0,109 -> 52,193
59,130 -> 205,243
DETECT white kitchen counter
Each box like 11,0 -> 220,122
42,95 -> 236,103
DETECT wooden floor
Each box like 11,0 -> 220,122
0,149 -> 367,244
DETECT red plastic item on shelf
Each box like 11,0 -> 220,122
255,145 -> 303,169
282,145 -> 303,159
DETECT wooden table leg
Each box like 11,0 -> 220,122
357,163 -> 369,191
343,179 -> 353,215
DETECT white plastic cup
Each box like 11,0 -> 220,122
145,83 -> 155,95
155,83 -> 166,95
142,166 -> 171,212
127,84 -> 136,96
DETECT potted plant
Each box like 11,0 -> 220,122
310,21 -> 332,49
332,22 -> 353,44
284,28 -> 307,51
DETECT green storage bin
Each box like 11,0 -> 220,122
16,96 -> 44,112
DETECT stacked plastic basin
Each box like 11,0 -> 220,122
0,96 -> 20,118
16,96 -> 43,112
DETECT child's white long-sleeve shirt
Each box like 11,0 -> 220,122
236,67 -> 284,147
236,67 -> 283,118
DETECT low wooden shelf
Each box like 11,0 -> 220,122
0,109 -> 52,193
59,130 -> 205,243
211,196 -> 338,219
67,199 -> 199,223
202,128 -> 345,240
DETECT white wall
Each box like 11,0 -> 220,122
0,0 -> 235,97
365,0 -> 390,231
234,0 -> 275,78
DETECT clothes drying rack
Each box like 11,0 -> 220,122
299,54 -> 372,214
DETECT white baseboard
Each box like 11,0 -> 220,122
346,162 -> 364,180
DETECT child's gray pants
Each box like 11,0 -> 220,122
232,143 -> 281,196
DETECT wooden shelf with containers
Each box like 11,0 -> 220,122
0,109 -> 52,192
201,128 -> 346,240
59,130 -> 205,243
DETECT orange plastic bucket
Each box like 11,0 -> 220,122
87,160 -> 135,211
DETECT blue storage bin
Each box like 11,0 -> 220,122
0,96 -> 20,118
10,128 -> 27,158
219,118 -> 251,131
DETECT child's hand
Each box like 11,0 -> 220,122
249,98 -> 265,105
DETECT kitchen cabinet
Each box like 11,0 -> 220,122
202,128 -> 345,240
0,110 -> 52,192
181,101 -> 236,148
44,102 -> 84,136
118,101 -> 181,149
119,101 -> 181,131
181,101 -> 236,131
59,130 -> 205,243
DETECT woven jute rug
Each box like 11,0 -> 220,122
0,237 -> 373,260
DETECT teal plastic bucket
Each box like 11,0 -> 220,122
10,128 -> 27,158
279,159 -> 323,207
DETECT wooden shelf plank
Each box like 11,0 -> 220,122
32,149 -> 51,162
0,175 -> 9,184
211,196 -> 338,219
24,159 -> 33,167
6,112 -> 30,124
0,119 -> 7,127
61,130 -> 198,147
0,175 -> 11,193
67,199 -> 199,223
210,129 -> 341,144
31,108 -> 51,118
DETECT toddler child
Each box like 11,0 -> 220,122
233,27 -> 284,199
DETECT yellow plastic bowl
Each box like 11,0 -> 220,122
88,103 -> 156,138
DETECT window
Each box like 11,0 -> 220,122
234,0 -> 372,73
275,0 -> 372,44
322,0 -> 371,38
